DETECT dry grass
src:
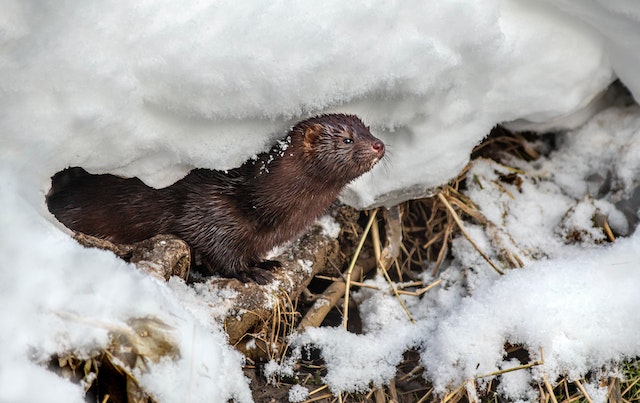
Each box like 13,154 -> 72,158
255,125 -> 640,402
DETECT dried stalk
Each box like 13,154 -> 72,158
342,209 -> 378,329
437,192 -> 504,275
371,208 -> 415,323
542,374 -> 559,403
476,347 -> 545,378
574,379 -> 593,403
298,265 -> 364,332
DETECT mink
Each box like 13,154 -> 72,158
47,114 -> 385,284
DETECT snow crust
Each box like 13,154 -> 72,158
2,0 -> 640,401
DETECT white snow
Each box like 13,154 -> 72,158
288,384 -> 309,403
317,215 -> 342,239
3,0 -> 640,401
297,103 -> 640,398
0,176 -> 253,402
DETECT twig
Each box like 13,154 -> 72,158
622,374 -> 640,396
416,388 -> 433,403
302,393 -> 334,403
342,209 -> 378,329
476,353 -> 544,378
542,374 -> 559,403
298,265 -> 363,332
398,365 -> 423,382
388,378 -> 399,402
603,219 -> 615,242
371,213 -> 415,323
478,347 -> 545,380
422,230 -> 444,249
308,384 -> 329,396
314,276 -> 441,297
443,383 -> 466,403
316,276 -> 420,288
373,388 -> 385,403
574,379 -> 593,403
431,215 -> 452,276
608,377 -> 622,403
408,279 -> 443,296
437,192 -> 504,275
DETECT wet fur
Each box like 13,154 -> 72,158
47,114 -> 385,283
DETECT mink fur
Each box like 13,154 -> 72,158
47,114 -> 385,284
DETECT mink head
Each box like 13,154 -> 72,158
291,114 -> 385,182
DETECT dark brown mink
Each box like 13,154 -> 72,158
47,114 -> 385,284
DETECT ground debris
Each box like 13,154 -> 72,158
73,233 -> 190,281
50,316 -> 179,403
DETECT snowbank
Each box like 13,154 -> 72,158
2,0 -> 640,401
1,0 -> 615,207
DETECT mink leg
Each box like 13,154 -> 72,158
236,266 -> 274,285
202,256 -> 278,285
235,260 -> 281,284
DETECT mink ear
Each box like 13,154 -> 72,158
303,124 -> 323,150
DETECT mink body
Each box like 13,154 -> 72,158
47,114 -> 385,284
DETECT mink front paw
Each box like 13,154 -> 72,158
237,266 -> 275,285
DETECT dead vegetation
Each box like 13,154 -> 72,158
47,125 -> 639,402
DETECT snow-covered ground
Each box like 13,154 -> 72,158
2,1 -> 640,402
295,100 -> 640,400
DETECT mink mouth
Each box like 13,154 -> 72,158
369,151 -> 385,168
355,156 -> 382,174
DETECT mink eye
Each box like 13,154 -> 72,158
343,138 -> 353,144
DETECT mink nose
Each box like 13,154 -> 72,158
372,140 -> 385,156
